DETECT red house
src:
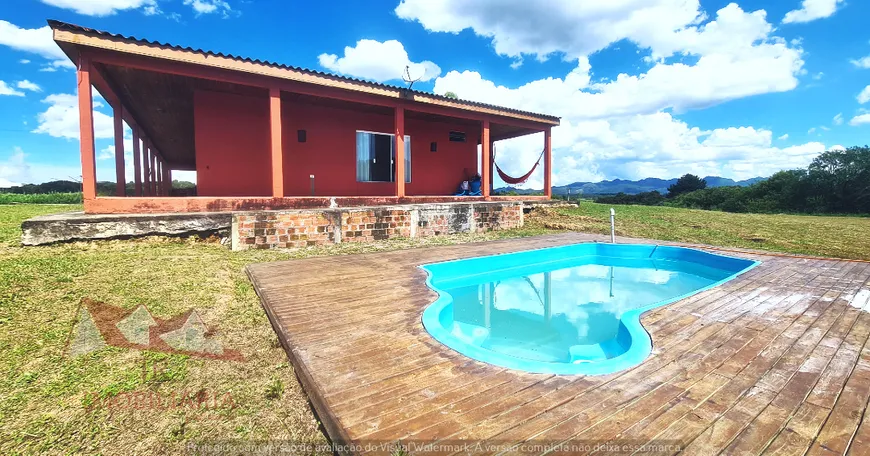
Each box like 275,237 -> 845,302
50,21 -> 560,215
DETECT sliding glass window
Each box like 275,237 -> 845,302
356,131 -> 411,183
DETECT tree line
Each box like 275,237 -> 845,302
1,180 -> 197,197
595,146 -> 870,215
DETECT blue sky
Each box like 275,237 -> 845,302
1,0 -> 869,188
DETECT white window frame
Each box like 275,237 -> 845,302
355,130 -> 411,183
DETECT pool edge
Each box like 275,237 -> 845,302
418,242 -> 761,376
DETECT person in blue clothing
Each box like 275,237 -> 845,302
454,173 -> 482,196
467,174 -> 482,195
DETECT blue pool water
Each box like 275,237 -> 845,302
420,243 -> 759,375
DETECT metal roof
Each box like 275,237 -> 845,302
48,20 -> 561,125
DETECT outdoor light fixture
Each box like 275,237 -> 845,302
297,130 -> 307,142
430,142 -> 437,152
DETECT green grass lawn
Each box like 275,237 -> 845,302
0,193 -> 83,205
2,201 -> 868,453
0,204 -> 549,454
532,202 -> 870,260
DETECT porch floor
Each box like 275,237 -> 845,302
246,233 -> 870,455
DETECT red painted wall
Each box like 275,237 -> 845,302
281,99 -> 479,196
194,90 -> 271,196
194,90 -> 478,197
406,117 -> 480,196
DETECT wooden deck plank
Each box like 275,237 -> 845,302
632,288 -> 843,454
762,402 -> 832,456
644,301 -> 840,454
245,233 -> 870,454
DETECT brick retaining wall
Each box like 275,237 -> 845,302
232,202 -> 523,250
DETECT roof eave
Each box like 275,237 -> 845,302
48,19 -> 561,127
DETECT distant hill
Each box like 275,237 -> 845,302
494,176 -> 766,196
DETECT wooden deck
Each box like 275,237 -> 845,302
246,233 -> 870,455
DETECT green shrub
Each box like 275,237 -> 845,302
0,193 -> 83,205
595,191 -> 665,206
667,174 -> 707,198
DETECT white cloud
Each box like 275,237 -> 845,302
143,3 -> 162,15
432,4 -> 803,121
485,111 -> 826,187
16,80 -> 42,92
98,136 -> 142,182
812,72 -> 824,80
851,114 -> 870,126
97,147 -> 115,161
0,81 -> 25,97
396,1 -> 795,66
414,2 -> 822,184
98,137 -> 133,162
0,20 -> 73,69
782,0 -> 846,24
858,86 -> 870,104
778,133 -> 789,140
39,0 -> 156,16
13,141 -> 157,186
852,56 -> 870,69
19,59 -> 30,64
0,146 -> 91,186
319,39 -> 441,82
32,93 -> 114,140
396,0 -> 708,61
0,178 -> 19,188
173,170 -> 197,184
184,0 -> 234,17
94,123 -> 179,184
807,127 -> 816,134
831,145 -> 846,151
0,147 -> 29,187
833,113 -> 844,125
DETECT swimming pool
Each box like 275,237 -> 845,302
420,243 -> 759,375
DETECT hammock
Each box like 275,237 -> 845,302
493,148 -> 545,185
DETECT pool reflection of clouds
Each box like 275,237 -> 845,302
455,263 -> 715,348
423,244 -> 760,374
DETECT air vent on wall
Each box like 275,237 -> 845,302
449,131 -> 466,142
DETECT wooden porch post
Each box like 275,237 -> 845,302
142,140 -> 151,196
163,165 -> 171,196
150,149 -> 158,196
394,106 -> 405,197
269,87 -> 284,198
159,160 -> 165,196
132,127 -> 142,196
544,126 -> 552,198
77,55 -> 97,200
489,139 -> 495,196
481,120 -> 491,198
113,106 -> 125,196
161,161 -> 168,196
156,159 -> 162,196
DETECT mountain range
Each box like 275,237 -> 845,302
495,176 -> 766,196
